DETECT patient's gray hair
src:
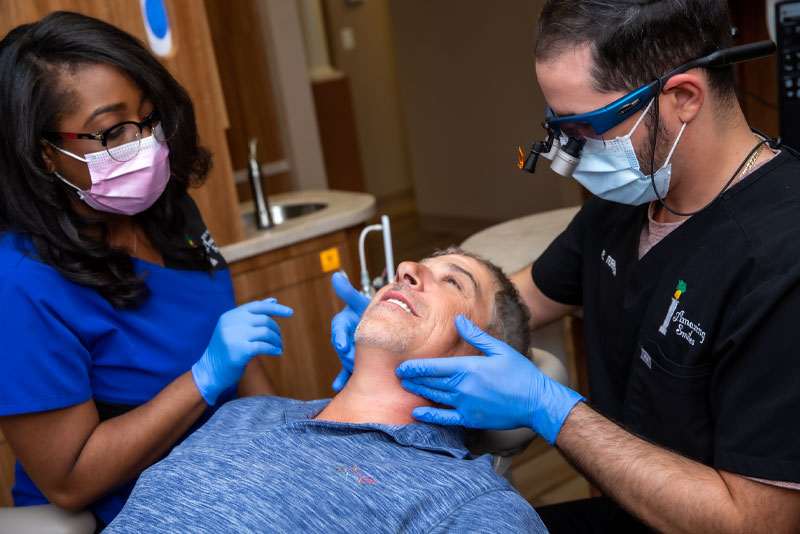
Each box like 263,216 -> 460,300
430,247 -> 531,355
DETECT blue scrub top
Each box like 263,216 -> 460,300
0,219 -> 236,524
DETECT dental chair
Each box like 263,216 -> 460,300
466,346 -> 570,477
0,504 -> 96,534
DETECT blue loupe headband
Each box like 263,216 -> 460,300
521,40 -> 777,175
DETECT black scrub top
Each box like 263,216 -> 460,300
532,151 -> 800,484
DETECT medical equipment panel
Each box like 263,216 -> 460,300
777,1 -> 800,149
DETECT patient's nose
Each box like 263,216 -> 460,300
396,261 -> 425,291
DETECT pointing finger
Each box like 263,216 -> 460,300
411,407 -> 464,426
332,272 -> 370,315
396,357 -> 473,379
240,299 -> 294,317
332,368 -> 350,391
400,380 -> 457,406
251,341 -> 282,356
455,315 -> 510,356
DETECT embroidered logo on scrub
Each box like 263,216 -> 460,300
335,466 -> 376,485
185,231 -> 220,267
657,281 -> 706,345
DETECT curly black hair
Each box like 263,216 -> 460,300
0,11 -> 214,308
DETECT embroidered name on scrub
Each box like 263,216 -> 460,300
600,249 -> 617,276
200,230 -> 219,267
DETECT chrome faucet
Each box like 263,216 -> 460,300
249,137 -> 274,230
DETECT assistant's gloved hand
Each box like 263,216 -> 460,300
329,272 -> 370,391
192,298 -> 294,405
396,315 -> 585,445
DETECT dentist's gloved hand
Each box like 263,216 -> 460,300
192,298 -> 294,405
396,315 -> 584,446
330,272 -> 370,391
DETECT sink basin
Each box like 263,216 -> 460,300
269,202 -> 327,224
246,201 -> 328,228
225,190 -> 375,263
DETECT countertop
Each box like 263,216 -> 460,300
220,189 -> 376,263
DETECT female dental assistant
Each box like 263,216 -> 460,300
0,12 -> 292,526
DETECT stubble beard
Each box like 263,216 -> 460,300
353,306 -> 412,354
637,110 -> 673,175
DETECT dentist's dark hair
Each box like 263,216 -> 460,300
0,11 -> 213,308
534,0 -> 736,107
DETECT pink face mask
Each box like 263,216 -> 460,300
49,124 -> 171,215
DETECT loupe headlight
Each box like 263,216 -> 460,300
519,121 -> 558,173
519,120 -> 585,177
550,136 -> 586,177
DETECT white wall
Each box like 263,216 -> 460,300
323,0 -> 413,200
388,0 -> 582,224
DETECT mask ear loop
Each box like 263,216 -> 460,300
648,81 -> 770,218
54,171 -> 84,193
662,121 -> 687,167
590,100 -> 655,148
628,98 -> 655,137
44,140 -> 89,163
45,140 -> 91,195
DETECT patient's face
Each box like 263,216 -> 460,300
354,254 -> 497,358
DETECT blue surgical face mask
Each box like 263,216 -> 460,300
569,99 -> 687,206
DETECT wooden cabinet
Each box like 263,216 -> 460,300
729,0 -> 779,137
228,226 -> 363,401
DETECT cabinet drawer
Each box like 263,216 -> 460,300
226,226 -> 363,400
230,232 -> 351,302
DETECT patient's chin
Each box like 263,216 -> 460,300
354,318 -> 410,354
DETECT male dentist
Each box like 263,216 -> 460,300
332,1 -> 800,532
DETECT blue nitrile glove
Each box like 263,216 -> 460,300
330,272 -> 370,391
396,315 -> 585,446
192,298 -> 294,405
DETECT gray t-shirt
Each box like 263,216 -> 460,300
105,396 -> 546,533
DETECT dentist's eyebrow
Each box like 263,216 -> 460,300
448,263 -> 478,294
549,107 -> 578,118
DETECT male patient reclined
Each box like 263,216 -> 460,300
105,247 -> 547,533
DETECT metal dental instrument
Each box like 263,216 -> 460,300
357,215 -> 395,297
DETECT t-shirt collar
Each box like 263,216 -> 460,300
283,399 -> 470,460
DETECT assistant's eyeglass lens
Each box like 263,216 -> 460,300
105,124 -> 142,162
104,111 -> 162,162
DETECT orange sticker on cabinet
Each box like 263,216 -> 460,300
319,247 -> 341,272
